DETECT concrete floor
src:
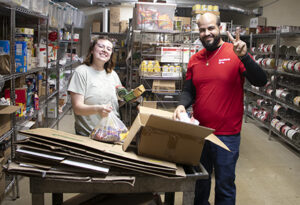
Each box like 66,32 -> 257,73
2,112 -> 300,205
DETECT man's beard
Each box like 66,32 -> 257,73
201,34 -> 221,51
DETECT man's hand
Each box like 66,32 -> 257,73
227,27 -> 247,57
173,105 -> 187,120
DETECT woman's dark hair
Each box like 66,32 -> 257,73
83,36 -> 115,73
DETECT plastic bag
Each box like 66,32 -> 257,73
90,112 -> 128,143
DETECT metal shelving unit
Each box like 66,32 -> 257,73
244,30 -> 300,151
0,3 -> 83,201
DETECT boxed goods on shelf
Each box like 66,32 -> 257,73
250,17 -> 266,28
0,106 -> 20,137
156,47 -> 196,63
110,7 -> 120,33
15,41 -> 27,73
134,2 -> 176,32
120,20 -> 129,33
92,21 -> 101,33
0,40 -> 10,55
152,80 -> 175,93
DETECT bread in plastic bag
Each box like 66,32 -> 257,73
90,112 -> 128,143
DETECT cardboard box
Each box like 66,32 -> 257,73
0,146 -> 11,163
92,21 -> 101,33
0,173 -> 5,198
0,106 -> 20,137
119,20 -> 129,33
250,17 -> 266,28
134,2 -> 176,32
142,101 -> 157,109
123,107 -> 230,165
110,7 -> 120,33
174,16 -> 191,31
152,80 -> 175,93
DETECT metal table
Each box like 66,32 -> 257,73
29,164 -> 208,205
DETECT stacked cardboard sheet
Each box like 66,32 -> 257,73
5,128 -> 185,185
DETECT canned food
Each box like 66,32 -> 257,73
282,125 -> 292,136
286,129 -> 300,141
282,60 -> 289,70
271,118 -> 280,128
275,121 -> 285,132
287,60 -> 298,72
275,89 -> 284,98
294,62 -> 300,72
293,96 -> 300,106
296,45 -> 300,55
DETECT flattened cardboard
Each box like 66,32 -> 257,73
19,128 -> 184,178
5,162 -> 136,186
20,132 -> 177,171
16,139 -> 181,178
123,106 -> 230,166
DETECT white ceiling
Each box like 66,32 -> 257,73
62,0 -> 261,9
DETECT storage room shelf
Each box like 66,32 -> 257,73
244,87 -> 273,100
3,67 -> 46,82
245,112 -> 270,130
5,176 -> 15,195
59,40 -> 79,44
277,70 -> 300,78
15,6 -> 48,19
275,113 -> 300,127
141,42 -> 185,46
47,90 -> 59,101
274,98 -> 300,113
141,76 -> 182,80
139,30 -> 183,34
277,82 -> 300,91
0,129 -> 13,143
270,127 -> 300,151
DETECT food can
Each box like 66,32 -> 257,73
293,96 -> 300,106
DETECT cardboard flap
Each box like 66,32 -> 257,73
146,114 -> 214,139
122,114 -> 142,151
0,105 -> 20,114
205,134 -> 231,152
139,106 -> 173,119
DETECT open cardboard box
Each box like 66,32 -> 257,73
123,106 -> 230,166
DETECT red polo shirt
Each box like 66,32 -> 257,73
186,42 -> 246,135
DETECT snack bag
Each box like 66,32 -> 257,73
90,112 -> 128,143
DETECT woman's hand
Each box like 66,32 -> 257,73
96,104 -> 112,118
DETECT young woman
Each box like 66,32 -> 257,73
68,36 -> 122,136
